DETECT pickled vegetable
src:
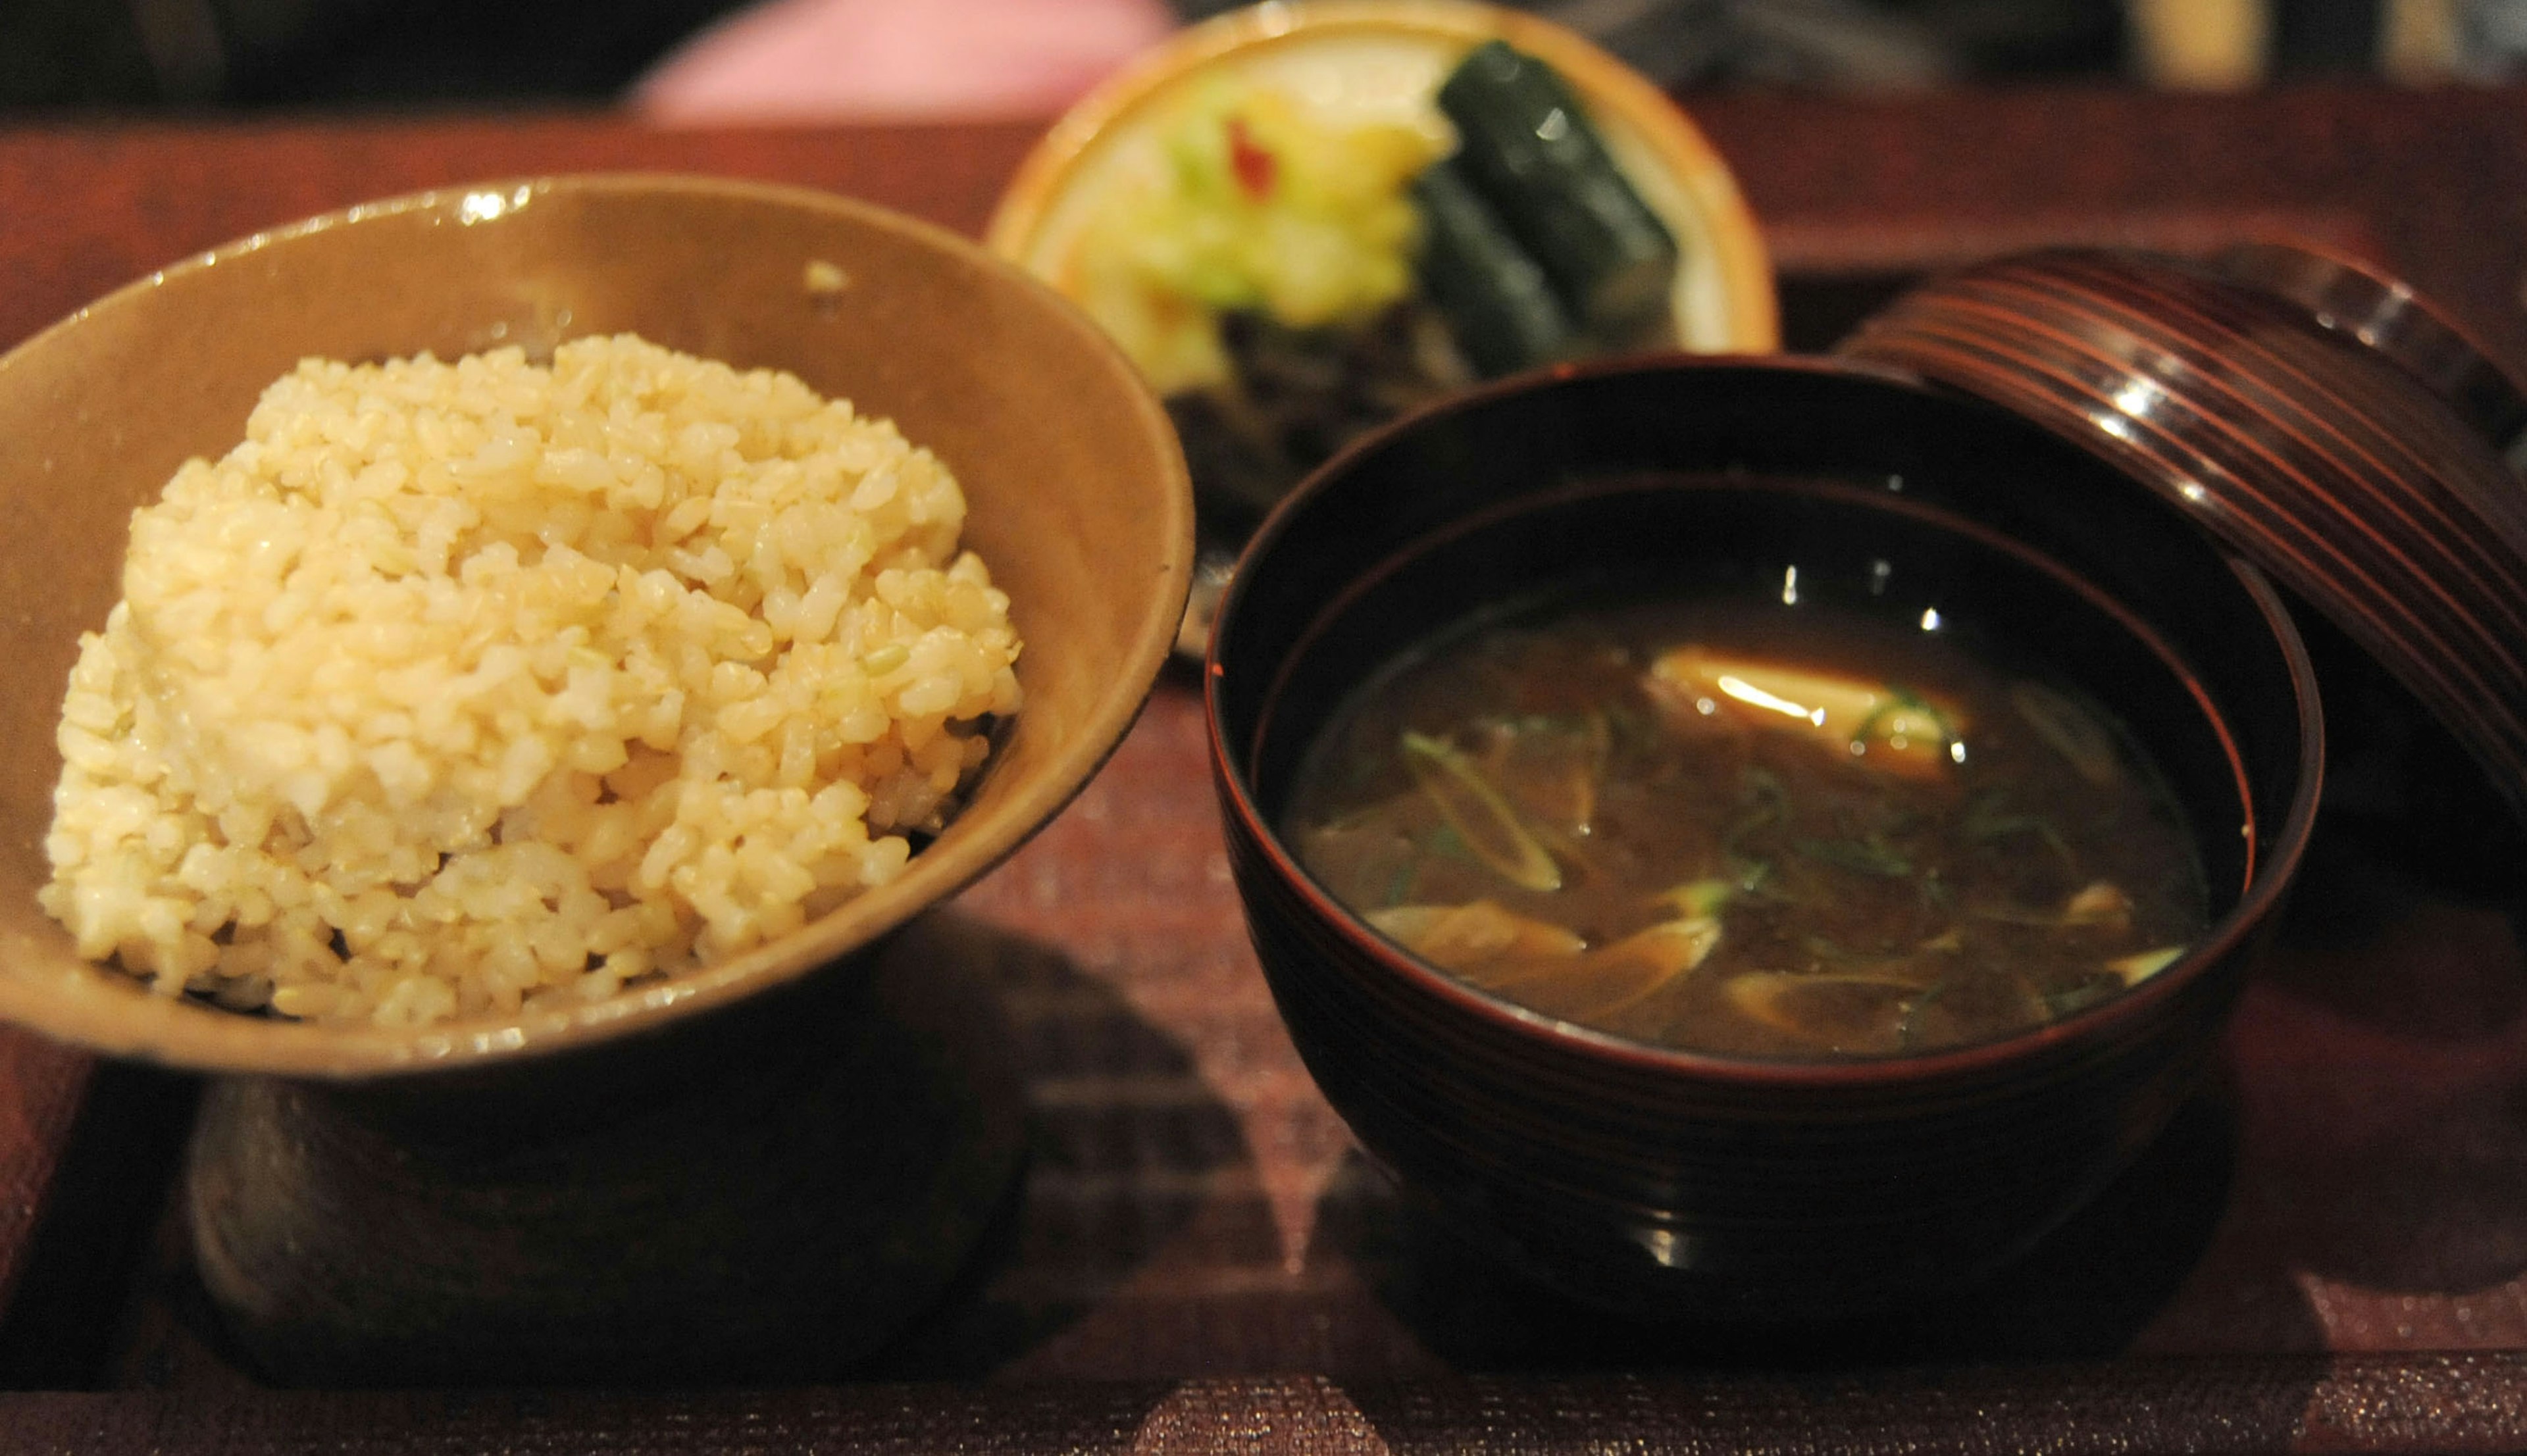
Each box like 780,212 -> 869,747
1435,39 -> 1679,338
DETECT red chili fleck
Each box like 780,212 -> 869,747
1225,116 -> 1277,200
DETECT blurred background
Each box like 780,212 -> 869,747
3,0 -> 2524,120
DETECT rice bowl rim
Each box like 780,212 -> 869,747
0,172 -> 1195,1079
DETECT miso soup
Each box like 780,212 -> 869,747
1285,593 -> 2208,1058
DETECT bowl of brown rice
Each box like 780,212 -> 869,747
0,172 -> 1193,1381
0,173 -> 1195,1080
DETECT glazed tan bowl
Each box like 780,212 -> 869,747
987,0 -> 1779,356
0,173 -> 1196,1080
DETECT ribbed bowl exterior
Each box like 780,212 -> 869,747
1843,246 -> 2527,820
1220,774 -> 2255,1318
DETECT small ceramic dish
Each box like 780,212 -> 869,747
985,0 -> 1778,655
988,0 -> 1777,359
1208,355 -> 2324,1321
0,173 -> 1193,1381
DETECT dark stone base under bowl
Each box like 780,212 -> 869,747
186,913 -> 1025,1387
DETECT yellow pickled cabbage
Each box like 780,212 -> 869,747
1071,84 -> 1442,395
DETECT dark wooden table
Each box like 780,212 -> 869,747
7,80 -> 2527,1453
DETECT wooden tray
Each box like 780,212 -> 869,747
7,88 -> 2527,1449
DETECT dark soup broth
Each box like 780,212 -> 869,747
1286,593 -> 2208,1059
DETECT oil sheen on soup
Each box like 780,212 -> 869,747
1286,594 -> 2208,1058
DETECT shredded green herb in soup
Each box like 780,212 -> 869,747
1286,596 -> 2208,1058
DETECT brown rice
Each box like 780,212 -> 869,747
39,334 -> 1021,1026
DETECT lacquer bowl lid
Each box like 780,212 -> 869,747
1842,244 -> 2527,822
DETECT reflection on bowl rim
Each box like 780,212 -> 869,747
2210,238 -> 2527,458
0,173 -> 1194,1080
1207,351 -> 2324,1090
983,0 -> 1781,357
